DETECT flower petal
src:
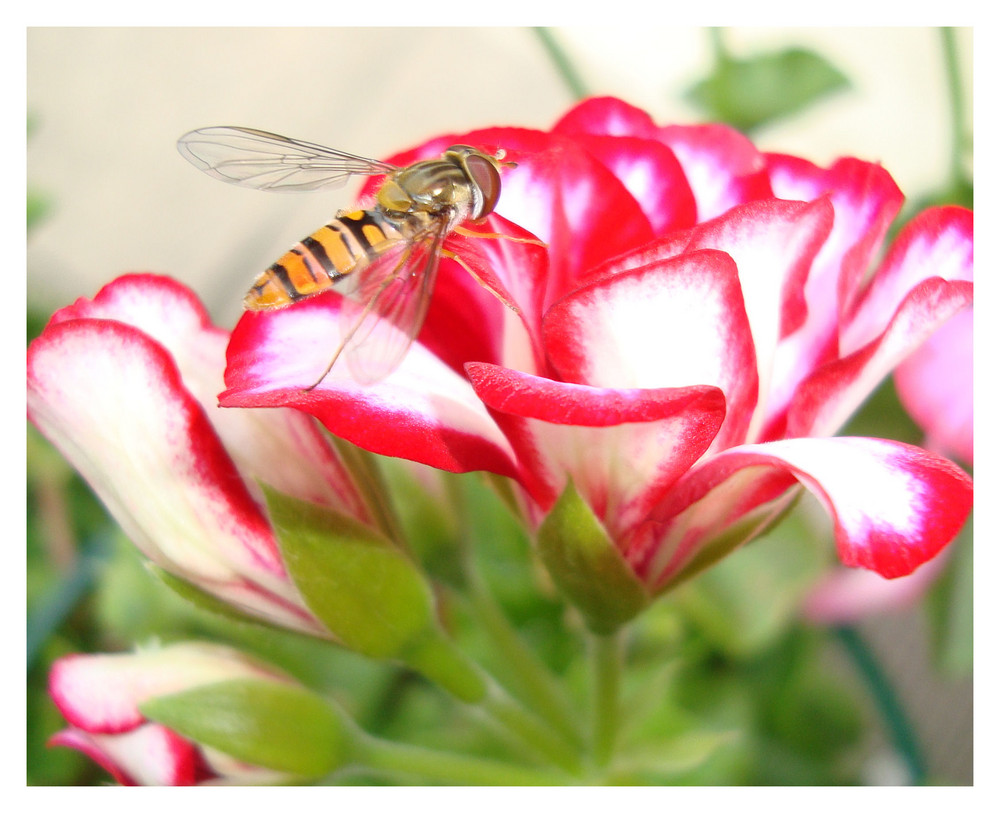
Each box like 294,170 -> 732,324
552,96 -> 661,138
29,318 -> 276,579
801,555 -> 948,625
466,362 -> 725,539
48,644 -> 288,734
554,96 -> 773,221
426,214 -> 550,376
49,274 -> 372,523
894,306 -> 973,465
647,437 -> 971,583
788,275 -> 972,439
543,248 -> 757,452
764,156 -> 904,434
841,206 -> 973,354
221,297 -> 517,476
27,315 -> 322,633
656,123 -> 773,221
670,197 -> 835,441
555,132 -> 697,235
50,724 -> 204,786
476,127 -> 656,301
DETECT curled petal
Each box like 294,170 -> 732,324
222,298 -> 517,476
671,198 -> 834,441
544,248 -> 757,452
788,276 -> 973,439
650,437 -> 971,582
841,206 -> 973,354
467,362 -> 725,538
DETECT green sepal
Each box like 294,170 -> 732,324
264,485 -> 488,701
263,485 -> 436,659
146,564 -> 279,628
140,678 -> 347,778
537,480 -> 649,635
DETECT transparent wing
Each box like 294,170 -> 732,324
177,126 -> 400,192
305,224 -> 443,388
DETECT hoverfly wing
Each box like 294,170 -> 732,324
177,126 -> 400,192
323,225 -> 443,386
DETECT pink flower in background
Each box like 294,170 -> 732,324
222,96 -> 972,592
48,643 -> 298,785
895,298 -> 973,467
27,273 -> 375,637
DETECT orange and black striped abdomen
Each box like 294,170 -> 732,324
243,208 -> 404,309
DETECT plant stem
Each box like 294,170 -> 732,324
939,27 -> 969,188
834,626 -> 927,784
353,730 -> 568,785
478,680 -> 584,776
533,28 -> 589,101
589,629 -> 624,769
461,550 -> 583,749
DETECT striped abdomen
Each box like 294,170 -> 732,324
243,208 -> 406,309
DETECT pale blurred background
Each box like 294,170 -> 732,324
26,27 -> 973,783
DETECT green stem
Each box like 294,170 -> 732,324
589,630 -> 624,768
939,27 -> 969,188
397,630 -> 583,775
707,27 -> 730,67
352,730 -> 568,785
533,28 -> 589,100
478,681 -> 584,776
834,626 -> 927,784
461,550 -> 583,748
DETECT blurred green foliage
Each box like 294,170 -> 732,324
685,31 -> 850,133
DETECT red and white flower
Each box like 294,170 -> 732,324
48,642 -> 297,785
27,273 -> 374,636
222,96 -> 973,590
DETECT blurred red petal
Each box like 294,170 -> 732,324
50,724 -> 203,786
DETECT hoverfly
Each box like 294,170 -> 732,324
177,126 -> 533,388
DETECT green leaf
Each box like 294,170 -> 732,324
536,480 -> 649,634
686,46 -> 850,132
141,678 -> 347,778
263,485 -> 436,660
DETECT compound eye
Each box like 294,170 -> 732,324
463,153 -> 503,218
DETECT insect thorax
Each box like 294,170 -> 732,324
377,160 -> 480,224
